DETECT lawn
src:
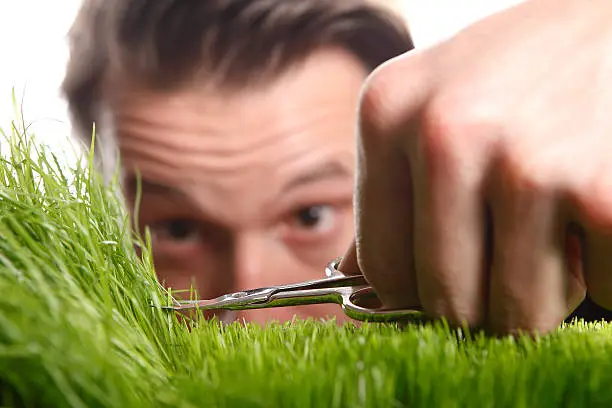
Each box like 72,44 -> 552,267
0,112 -> 610,408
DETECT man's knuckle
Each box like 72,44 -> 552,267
419,99 -> 462,165
497,148 -> 547,193
418,93 -> 493,172
572,173 -> 612,229
359,53 -> 428,145
359,60 -> 404,140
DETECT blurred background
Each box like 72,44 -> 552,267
0,0 -> 523,164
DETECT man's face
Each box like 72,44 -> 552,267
107,47 -> 366,324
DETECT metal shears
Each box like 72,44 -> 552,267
160,257 -> 424,323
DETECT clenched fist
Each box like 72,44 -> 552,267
341,0 -> 612,335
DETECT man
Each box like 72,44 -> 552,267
339,0 -> 612,335
61,0 -> 414,324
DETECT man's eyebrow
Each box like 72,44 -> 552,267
125,176 -> 186,197
281,161 -> 353,193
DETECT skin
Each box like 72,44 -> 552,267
340,0 -> 612,335
105,47 -> 367,324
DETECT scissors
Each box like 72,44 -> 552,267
160,257 -> 424,323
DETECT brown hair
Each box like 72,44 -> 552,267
61,0 -> 414,156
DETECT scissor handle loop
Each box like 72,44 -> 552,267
327,257 -> 426,323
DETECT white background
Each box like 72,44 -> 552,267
0,0 -> 524,163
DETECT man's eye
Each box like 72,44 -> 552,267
149,219 -> 200,242
292,205 -> 334,230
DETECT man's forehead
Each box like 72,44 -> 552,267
124,157 -> 353,196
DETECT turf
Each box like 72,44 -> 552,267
0,110 -> 611,408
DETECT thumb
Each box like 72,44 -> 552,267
338,240 -> 362,275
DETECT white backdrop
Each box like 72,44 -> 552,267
0,0 -> 524,162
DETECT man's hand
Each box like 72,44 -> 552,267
341,0 -> 612,335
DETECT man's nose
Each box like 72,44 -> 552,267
228,233 -> 298,323
230,232 -> 276,291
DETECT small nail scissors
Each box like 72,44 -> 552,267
160,257 -> 424,323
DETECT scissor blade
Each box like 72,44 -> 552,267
162,274 -> 368,311
161,287 -> 275,311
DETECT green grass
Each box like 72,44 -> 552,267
0,107 -> 611,408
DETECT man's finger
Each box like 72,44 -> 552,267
353,119 -> 418,308
350,55 -> 427,309
563,227 -> 589,314
488,165 -> 578,335
408,105 -> 490,327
